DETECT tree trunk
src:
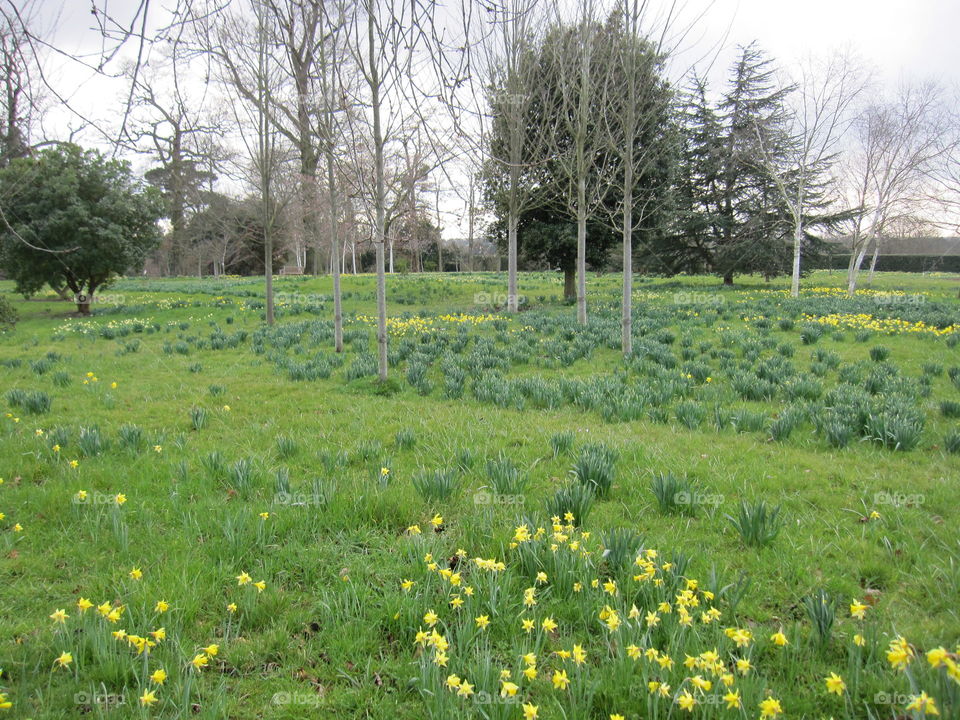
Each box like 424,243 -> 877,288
507,211 -> 519,312
790,218 -> 802,298
576,177 -> 587,325
563,266 -> 575,301
369,4 -> 388,381
847,233 -> 874,295
723,270 -> 734,286
622,194 -> 633,356
866,240 -> 881,286
467,176 -> 475,272
327,156 -> 342,353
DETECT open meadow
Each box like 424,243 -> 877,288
1,270 -> 959,719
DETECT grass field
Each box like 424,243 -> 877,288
1,270 -> 958,719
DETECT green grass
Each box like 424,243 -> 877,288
0,270 -> 958,719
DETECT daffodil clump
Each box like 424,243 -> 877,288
400,517 -> 959,720
800,313 -> 958,337
30,567 -> 270,714
355,313 -> 508,337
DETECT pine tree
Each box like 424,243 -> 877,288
714,42 -> 795,284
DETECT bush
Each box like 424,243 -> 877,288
728,500 -> 782,547
395,428 -> 416,450
550,431 -> 575,458
945,431 -> 960,454
486,453 -> 528,496
650,472 -> 698,516
864,405 -> 924,451
6,388 -> 52,414
674,400 -> 705,429
77,425 -> 108,457
940,400 -> 960,419
545,484 -> 595,527
802,589 -> 837,646
570,443 -> 617,498
0,295 -> 17,330
117,424 -> 144,452
412,468 -> 458,502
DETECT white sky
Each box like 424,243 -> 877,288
25,0 -> 960,239
684,0 -> 960,89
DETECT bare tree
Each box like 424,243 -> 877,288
480,0 -> 549,313
755,51 -> 866,298
548,0 -> 614,325
840,81 -> 950,295
602,0 -> 679,354
123,42 -> 223,275
215,0 -> 287,323
342,0 -> 449,379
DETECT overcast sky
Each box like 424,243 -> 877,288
26,0 -> 960,238
687,0 -> 960,88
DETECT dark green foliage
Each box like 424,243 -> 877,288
0,145 -> 162,314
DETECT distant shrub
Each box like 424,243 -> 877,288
570,443 -> 617,498
545,484 -> 595,527
728,500 -> 782,547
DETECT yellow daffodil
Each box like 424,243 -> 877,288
759,697 -> 783,718
678,690 -> 696,712
552,669 -> 570,690
906,692 -> 940,716
825,672 -> 846,695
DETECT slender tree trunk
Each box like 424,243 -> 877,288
866,240 -> 881,285
576,177 -> 587,325
467,176 -> 475,272
723,270 -> 734,286
369,4 -> 388,380
507,162 -> 519,312
507,210 -> 519,311
848,233 -> 875,295
621,187 -> 633,356
327,155 -> 342,353
790,217 -> 803,298
563,266 -> 575,300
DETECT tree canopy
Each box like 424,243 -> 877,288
0,144 -> 163,313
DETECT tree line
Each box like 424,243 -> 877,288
0,0 -> 958,377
